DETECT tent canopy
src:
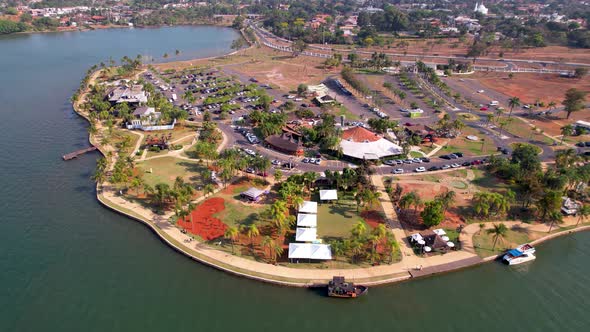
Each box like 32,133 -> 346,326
288,243 -> 332,260
297,213 -> 317,227
240,187 -> 266,200
319,189 -> 338,201
299,201 -> 318,214
295,227 -> 317,242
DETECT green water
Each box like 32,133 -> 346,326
0,26 -> 588,332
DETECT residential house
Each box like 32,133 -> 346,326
108,85 -> 149,104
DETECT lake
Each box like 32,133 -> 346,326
0,25 -> 588,332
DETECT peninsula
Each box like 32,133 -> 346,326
70,10 -> 590,287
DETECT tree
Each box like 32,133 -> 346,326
350,221 -> 367,239
547,210 -> 563,233
486,223 -> 508,250
562,88 -> 587,119
231,38 -> 245,51
435,190 -> 456,212
273,169 -> 283,183
224,226 -> 239,254
297,84 -> 308,96
576,205 -> 590,227
261,236 -> 274,261
574,68 -> 588,79
421,200 -> 445,227
203,183 -> 215,197
244,223 -> 260,247
560,124 -> 574,145
292,39 -> 307,56
507,96 -> 521,118
535,190 -> 562,221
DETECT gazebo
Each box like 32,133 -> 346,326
295,227 -> 317,242
288,243 -> 332,260
240,187 -> 266,201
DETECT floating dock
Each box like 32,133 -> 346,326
62,146 -> 97,160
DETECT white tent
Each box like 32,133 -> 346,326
296,227 -> 317,242
288,243 -> 332,260
319,189 -> 338,201
340,138 -> 403,160
310,244 -> 333,260
297,213 -> 317,227
299,201 -> 318,214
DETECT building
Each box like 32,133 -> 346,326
108,85 -> 148,104
264,134 -> 304,156
126,106 -> 176,131
340,126 -> 403,160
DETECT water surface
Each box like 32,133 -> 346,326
0,26 -> 588,332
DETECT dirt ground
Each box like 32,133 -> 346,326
473,72 -> 590,105
155,47 -> 335,91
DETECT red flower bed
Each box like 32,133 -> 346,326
177,197 -> 227,241
361,210 -> 386,229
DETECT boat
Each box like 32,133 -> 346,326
327,276 -> 368,298
502,244 -> 536,265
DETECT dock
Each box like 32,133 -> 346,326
409,256 -> 484,279
62,146 -> 97,160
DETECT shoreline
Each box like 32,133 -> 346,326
71,43 -> 590,288
3,22 -> 233,38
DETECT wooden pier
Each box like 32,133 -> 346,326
62,146 -> 97,160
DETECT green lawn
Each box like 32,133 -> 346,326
316,201 -> 365,240
473,225 -> 535,258
136,157 -> 208,188
470,168 -> 509,190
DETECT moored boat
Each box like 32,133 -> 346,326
327,276 -> 368,298
503,244 -> 536,265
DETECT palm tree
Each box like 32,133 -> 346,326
486,223 -> 508,250
272,243 -> 284,263
351,221 -> 367,239
507,96 -> 521,118
269,200 -> 288,230
547,210 -> 563,233
203,183 -> 215,198
576,205 -> 590,227
224,226 -> 239,254
261,236 -> 274,261
245,223 -> 260,248
435,190 -> 456,212
478,223 -> 485,235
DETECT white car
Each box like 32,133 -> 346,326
450,163 -> 461,168
392,168 -> 404,174
243,149 -> 256,156
415,167 -> 426,172
442,164 -> 451,170
477,89 -> 485,93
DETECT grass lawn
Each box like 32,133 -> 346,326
472,225 -> 537,258
316,201 -> 365,240
435,130 -> 496,156
470,168 -> 510,191
409,151 -> 423,158
501,117 -> 555,145
136,156 -> 208,188
112,129 -> 140,155
332,104 -> 360,120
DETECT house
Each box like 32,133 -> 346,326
264,133 -> 304,156
314,94 -> 335,105
339,126 -> 403,160
126,106 -> 176,131
108,85 -> 149,104
240,187 -> 267,201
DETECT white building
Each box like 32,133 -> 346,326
340,126 -> 403,160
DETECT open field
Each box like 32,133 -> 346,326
136,157 -> 208,188
434,126 -> 498,156
472,72 -> 590,105
316,202 -> 365,240
473,225 -> 543,257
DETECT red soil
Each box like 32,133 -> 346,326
361,210 -> 386,229
177,197 -> 227,241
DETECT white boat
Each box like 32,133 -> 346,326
502,244 -> 536,265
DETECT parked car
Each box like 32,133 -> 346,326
383,160 -> 396,166
313,158 -> 321,165
392,168 -> 404,174
415,167 -> 426,172
448,154 -> 459,159
451,163 -> 461,168
428,166 -> 441,171
439,154 -> 451,160
271,159 -> 281,166
477,89 -> 485,93
442,164 -> 451,170
420,157 -> 431,163
302,158 -> 310,163
403,159 -> 414,164
462,161 -> 472,166
245,167 -> 255,173
453,152 -> 464,158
